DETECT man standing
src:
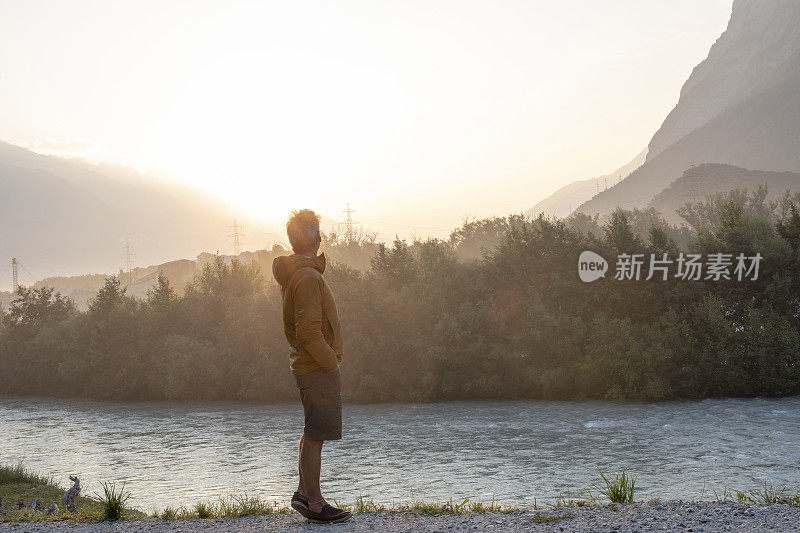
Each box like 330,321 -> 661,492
272,209 -> 352,524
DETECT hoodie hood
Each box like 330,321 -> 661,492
272,253 -> 327,287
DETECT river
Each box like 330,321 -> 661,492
1,396 -> 799,511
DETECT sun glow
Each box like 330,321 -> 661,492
0,0 -> 733,234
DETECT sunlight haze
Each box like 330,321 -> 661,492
0,0 -> 732,237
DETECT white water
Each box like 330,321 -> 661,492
2,396 -> 799,511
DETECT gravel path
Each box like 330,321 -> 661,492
2,501 -> 799,532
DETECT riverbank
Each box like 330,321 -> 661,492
3,464 -> 800,531
3,463 -> 800,531
2,501 -> 800,532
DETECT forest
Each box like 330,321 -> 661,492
2,187 -> 800,403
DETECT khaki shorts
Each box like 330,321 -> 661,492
295,368 -> 342,441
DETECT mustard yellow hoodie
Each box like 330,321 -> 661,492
272,253 -> 343,375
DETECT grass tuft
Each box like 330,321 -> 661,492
232,494 -> 276,517
352,495 -> 385,513
468,496 -> 519,514
154,495 -> 293,520
397,497 -> 470,515
592,470 -> 636,504
391,497 -> 519,515
0,463 -> 53,486
551,491 -> 598,508
740,482 -> 800,505
159,507 -> 178,520
194,501 -> 212,519
98,481 -> 130,521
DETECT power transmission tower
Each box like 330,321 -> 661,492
342,203 -> 357,243
123,241 -> 135,285
11,258 -> 18,292
685,163 -> 702,202
230,219 -> 245,254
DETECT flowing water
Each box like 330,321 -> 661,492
1,396 -> 799,511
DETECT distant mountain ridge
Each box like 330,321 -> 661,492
0,141 -> 279,290
526,149 -> 646,219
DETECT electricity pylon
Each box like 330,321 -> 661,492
230,219 -> 245,254
11,258 -> 18,292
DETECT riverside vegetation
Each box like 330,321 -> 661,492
0,464 -> 143,522
2,463 -> 798,524
2,187 -> 800,402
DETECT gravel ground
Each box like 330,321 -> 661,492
2,501 -> 799,532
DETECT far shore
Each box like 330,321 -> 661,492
5,391 -> 798,406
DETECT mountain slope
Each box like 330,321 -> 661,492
648,0 -> 800,160
575,0 -> 800,218
579,47 -> 800,217
0,141 -> 279,289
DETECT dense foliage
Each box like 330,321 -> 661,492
2,189 -> 799,402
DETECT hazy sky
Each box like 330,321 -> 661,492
0,0 -> 732,237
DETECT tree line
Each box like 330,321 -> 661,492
1,187 -> 799,402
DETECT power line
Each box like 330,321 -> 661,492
123,268 -> 159,290
20,264 -> 35,283
357,217 -> 445,231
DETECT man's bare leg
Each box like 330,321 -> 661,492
297,434 -> 306,497
298,434 -> 325,513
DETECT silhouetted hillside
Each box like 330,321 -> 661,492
652,164 -> 800,225
0,141 -> 280,289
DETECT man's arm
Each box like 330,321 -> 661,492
293,274 -> 339,372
